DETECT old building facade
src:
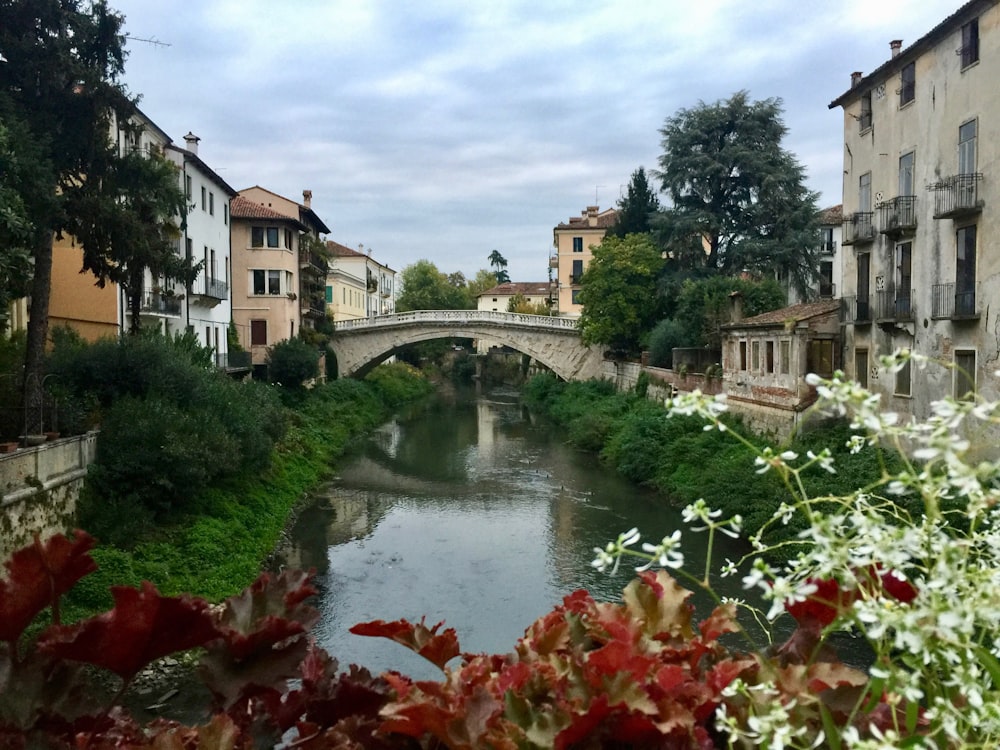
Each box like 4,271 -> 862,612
552,205 -> 617,317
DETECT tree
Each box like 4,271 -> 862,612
487,249 -> 510,284
396,260 -> 469,311
467,269 -> 499,300
577,234 -> 665,355
0,117 -> 40,333
1,0 -> 133,431
267,337 -> 320,387
67,145 -> 193,332
655,91 -> 821,296
672,275 -> 786,349
608,167 -> 660,238
507,294 -> 550,316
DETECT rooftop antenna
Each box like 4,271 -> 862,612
595,184 -> 606,205
125,35 -> 171,48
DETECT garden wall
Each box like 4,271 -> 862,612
0,433 -> 97,561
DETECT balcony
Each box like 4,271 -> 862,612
840,295 -> 872,325
818,281 -> 836,299
191,277 -> 228,306
216,351 -> 252,372
932,174 -> 983,219
841,212 -> 875,246
300,251 -> 329,275
570,274 -> 583,285
875,288 -> 913,323
140,291 -> 181,317
931,282 -> 979,320
879,196 -> 917,236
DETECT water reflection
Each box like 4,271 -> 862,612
271,386 -> 756,680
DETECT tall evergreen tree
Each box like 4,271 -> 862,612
487,249 -> 510,284
608,167 -> 660,237
655,91 -> 820,296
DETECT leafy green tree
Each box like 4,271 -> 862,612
608,167 -> 660,238
655,91 -> 820,295
507,294 -> 550,315
487,249 -> 510,284
0,0 -> 183,430
396,260 -> 469,311
673,276 -> 785,349
267,338 -> 320,388
68,146 -> 193,333
577,234 -> 665,355
467,269 -> 499,300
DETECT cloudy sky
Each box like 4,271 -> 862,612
113,0 -> 962,282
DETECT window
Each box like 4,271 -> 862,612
325,285 -> 333,304
250,320 -> 267,346
857,252 -> 871,320
572,237 -> 583,252
855,349 -> 869,389
751,341 -> 760,372
765,341 -> 774,373
780,340 -> 790,375
205,326 -> 212,349
223,203 -> 228,225
819,261 -> 834,297
899,62 -> 915,106
895,345 -> 912,396
284,229 -> 293,250
201,186 -> 206,210
185,174 -> 192,199
955,350 -> 976,400
956,225 -> 977,315
185,237 -> 192,260
571,259 -> 583,284
959,120 -> 977,176
251,227 -> 264,248
571,289 -> 581,304
899,151 -> 914,197
808,340 -> 835,378
961,18 -> 979,68
896,242 -> 912,315
860,90 -> 872,131
284,270 -> 293,293
209,191 -> 214,216
821,227 -> 835,254
739,341 -> 747,371
266,227 -> 279,248
859,172 -> 871,211
252,269 -> 266,295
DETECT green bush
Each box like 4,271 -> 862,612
647,318 -> 691,368
267,338 -> 320,387
365,361 -> 434,407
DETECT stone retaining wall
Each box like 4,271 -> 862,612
0,433 -> 97,560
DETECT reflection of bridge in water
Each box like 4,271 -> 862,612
329,311 -> 603,380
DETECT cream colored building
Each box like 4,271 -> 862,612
324,241 -> 396,322
830,0 -> 999,421
552,205 -> 617,317
477,282 -> 551,312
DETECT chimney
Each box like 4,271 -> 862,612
183,131 -> 200,155
302,189 -> 312,208
890,39 -> 902,58
851,71 -> 863,87
586,205 -> 599,226
729,290 -> 744,324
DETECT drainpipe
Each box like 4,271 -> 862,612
182,157 -> 191,332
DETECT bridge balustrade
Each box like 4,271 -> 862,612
332,310 -> 579,332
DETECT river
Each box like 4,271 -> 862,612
270,384 -> 761,680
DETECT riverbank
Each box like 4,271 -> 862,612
63,364 -> 434,621
522,373 -> 896,549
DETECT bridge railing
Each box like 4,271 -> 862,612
332,310 -> 580,332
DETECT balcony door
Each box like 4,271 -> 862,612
956,225 -> 977,315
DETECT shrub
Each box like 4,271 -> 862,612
365,362 -> 434,407
267,337 -> 320,387
647,317 -> 691,368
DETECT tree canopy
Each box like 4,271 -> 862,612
655,91 -> 820,296
396,260 -> 471,311
488,250 -> 510,284
577,234 -> 665,355
608,167 -> 660,238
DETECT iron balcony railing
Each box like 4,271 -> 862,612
215,351 -> 252,370
840,295 -> 872,324
931,173 -> 983,218
931,282 -> 979,319
820,240 -> 838,256
876,288 -> 914,322
842,212 -> 875,245
818,281 -> 836,299
570,274 -> 583,285
300,251 -> 329,274
203,277 -> 228,300
879,195 -> 917,234
140,292 -> 181,316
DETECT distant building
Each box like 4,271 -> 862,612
552,205 -> 617,317
325,241 -> 396,322
476,281 -> 551,313
829,0 -> 999,423
783,205 -> 843,305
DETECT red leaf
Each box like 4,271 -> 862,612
350,617 -> 460,671
698,602 -> 739,642
39,581 -> 218,680
0,531 -> 96,643
879,568 -> 918,604
784,577 -> 854,628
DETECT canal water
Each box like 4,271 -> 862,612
270,384 -> 761,680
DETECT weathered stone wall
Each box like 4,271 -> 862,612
0,433 -> 97,560
600,360 -> 724,402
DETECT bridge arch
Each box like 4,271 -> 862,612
328,311 -> 604,381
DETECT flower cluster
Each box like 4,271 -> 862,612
593,353 -> 1000,748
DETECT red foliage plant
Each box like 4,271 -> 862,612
0,532 -> 920,748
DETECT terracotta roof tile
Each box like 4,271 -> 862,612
479,282 -> 551,297
819,204 -> 843,225
230,195 -> 305,226
724,299 -> 841,329
326,240 -> 367,258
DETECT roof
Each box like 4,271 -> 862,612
723,299 -> 841,330
230,195 -> 307,229
479,282 -> 551,297
829,0 -> 994,108
165,144 -> 237,197
326,240 -> 367,258
819,204 -> 843,225
237,185 -> 331,234
554,206 -> 619,230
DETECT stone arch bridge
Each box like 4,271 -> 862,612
329,311 -> 604,381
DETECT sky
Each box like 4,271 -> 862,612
111,0 -> 964,283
